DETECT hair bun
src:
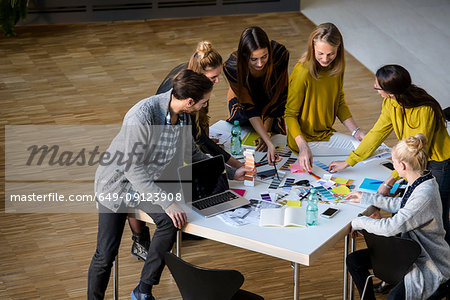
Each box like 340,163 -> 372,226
196,41 -> 213,59
405,133 -> 428,155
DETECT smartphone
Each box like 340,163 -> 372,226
380,161 -> 394,171
321,208 -> 339,218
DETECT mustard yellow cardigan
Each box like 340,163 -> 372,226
285,61 -> 352,152
346,97 -> 450,179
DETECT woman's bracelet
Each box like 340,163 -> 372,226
351,127 -> 360,137
383,183 -> 393,189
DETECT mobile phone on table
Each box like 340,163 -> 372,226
380,161 -> 394,171
321,208 -> 339,218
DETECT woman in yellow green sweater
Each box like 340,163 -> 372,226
285,23 -> 364,171
329,64 -> 450,245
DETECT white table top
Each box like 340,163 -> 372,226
133,121 -> 393,266
181,154 -> 390,266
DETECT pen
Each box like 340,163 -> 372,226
299,190 -> 310,201
370,181 -> 384,184
308,171 -> 321,180
273,160 -> 280,181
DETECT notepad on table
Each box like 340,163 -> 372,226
259,207 -> 306,227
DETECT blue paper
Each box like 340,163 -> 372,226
359,178 -> 399,193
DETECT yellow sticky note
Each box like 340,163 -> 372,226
334,178 -> 349,184
286,200 -> 302,207
331,185 -> 351,195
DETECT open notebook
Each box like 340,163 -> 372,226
259,207 -> 306,227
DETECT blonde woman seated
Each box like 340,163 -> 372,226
346,134 -> 450,300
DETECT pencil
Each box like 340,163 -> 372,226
273,161 -> 280,181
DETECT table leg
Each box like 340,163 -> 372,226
350,236 -> 356,300
343,234 -> 349,300
293,262 -> 300,300
176,230 -> 181,257
113,255 -> 118,300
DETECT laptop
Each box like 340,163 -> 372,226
178,155 -> 250,218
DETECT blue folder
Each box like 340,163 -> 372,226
359,178 -> 400,193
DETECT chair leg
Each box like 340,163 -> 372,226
361,274 -> 375,300
113,255 -> 118,300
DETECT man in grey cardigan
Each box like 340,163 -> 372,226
88,70 -> 247,300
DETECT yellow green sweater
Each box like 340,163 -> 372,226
346,97 -> 450,179
285,61 -> 352,152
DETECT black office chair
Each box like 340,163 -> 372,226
164,252 -> 264,300
360,229 -> 421,299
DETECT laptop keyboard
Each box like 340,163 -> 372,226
192,191 -> 239,210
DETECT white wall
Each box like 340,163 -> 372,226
301,0 -> 450,109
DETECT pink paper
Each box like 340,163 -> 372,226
231,188 -> 246,197
289,162 -> 306,173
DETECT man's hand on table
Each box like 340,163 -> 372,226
165,202 -> 187,229
234,166 -> 256,181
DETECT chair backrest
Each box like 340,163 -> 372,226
361,229 -> 421,286
164,252 -> 244,300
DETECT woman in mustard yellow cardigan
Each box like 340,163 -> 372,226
330,64 -> 450,245
285,23 -> 364,171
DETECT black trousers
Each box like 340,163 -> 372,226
87,204 -> 177,300
429,159 -> 450,246
347,249 -> 406,300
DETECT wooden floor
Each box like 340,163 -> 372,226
0,12 -> 395,299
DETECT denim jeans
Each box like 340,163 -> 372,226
87,203 -> 177,300
347,249 -> 405,300
429,159 -> 450,245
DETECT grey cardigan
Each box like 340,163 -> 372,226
352,178 -> 450,299
94,90 -> 235,212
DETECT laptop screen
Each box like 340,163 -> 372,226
179,156 -> 230,203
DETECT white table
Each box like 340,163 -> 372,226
131,121 -> 393,300
132,154 -> 391,300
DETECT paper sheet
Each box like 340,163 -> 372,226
331,185 -> 351,195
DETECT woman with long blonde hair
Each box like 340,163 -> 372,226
285,23 -> 364,171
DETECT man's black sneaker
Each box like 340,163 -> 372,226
373,281 -> 392,294
131,226 -> 150,262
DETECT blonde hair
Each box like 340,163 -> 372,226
392,134 -> 428,174
188,41 -> 222,73
300,23 -> 345,80
187,41 -> 222,139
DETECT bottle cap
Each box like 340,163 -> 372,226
234,120 -> 239,125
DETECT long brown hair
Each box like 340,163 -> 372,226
376,64 -> 445,129
300,22 -> 345,79
236,26 -> 286,117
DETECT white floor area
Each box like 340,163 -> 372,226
301,0 -> 450,109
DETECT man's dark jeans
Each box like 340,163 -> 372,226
87,204 -> 177,300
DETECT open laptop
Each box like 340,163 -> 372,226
178,155 -> 250,218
